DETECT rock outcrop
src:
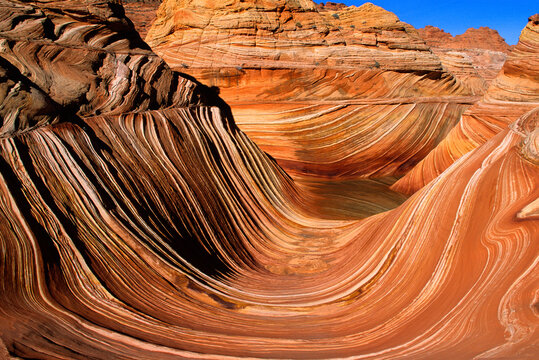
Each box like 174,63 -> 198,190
0,0 -> 207,137
123,0 -> 161,37
316,1 -> 347,12
147,0 -> 475,180
393,15 -> 539,194
148,0 -> 436,71
419,25 -> 511,52
1,1 -> 538,359
418,25 -> 511,94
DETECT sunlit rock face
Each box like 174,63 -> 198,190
418,25 -> 511,52
417,25 -> 511,94
393,15 -> 539,195
316,2 -> 347,12
1,1 -> 538,359
146,0 -> 476,181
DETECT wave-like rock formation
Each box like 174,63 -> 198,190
1,1 -> 538,359
0,0 -> 210,138
392,15 -> 539,195
417,26 -> 511,94
146,0 -> 476,180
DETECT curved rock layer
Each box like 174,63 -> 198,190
230,98 -> 467,178
1,1 -> 539,359
0,0 -> 206,138
147,0 -> 475,179
1,83 -> 538,360
393,15 -> 539,195
417,26 -> 511,94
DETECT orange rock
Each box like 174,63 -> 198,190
392,15 -> 539,195
418,25 -> 511,52
316,2 -> 347,12
147,0 -> 475,179
1,1 -> 538,359
0,0 -> 209,137
418,25 -> 511,94
123,0 -> 161,38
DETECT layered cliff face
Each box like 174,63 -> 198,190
393,15 -> 539,194
419,25 -> 511,52
2,1 -> 539,359
147,0 -> 475,181
147,0 -> 436,69
316,1 -> 347,12
417,25 -> 511,94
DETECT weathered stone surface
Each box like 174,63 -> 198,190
147,0 -> 475,179
148,1 -> 435,70
0,0 -> 207,137
1,1 -> 538,359
418,25 -> 511,52
393,15 -> 539,194
417,25 -> 511,94
316,1 -> 347,12
123,0 -> 161,37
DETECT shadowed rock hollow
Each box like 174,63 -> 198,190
0,1 -> 538,359
123,0 -> 162,37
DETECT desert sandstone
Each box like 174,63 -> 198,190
418,25 -> 511,94
147,0 -> 477,182
0,1 -> 537,359
393,14 -> 539,194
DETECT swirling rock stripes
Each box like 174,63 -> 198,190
392,15 -> 539,195
1,1 -> 538,359
0,0 -> 207,137
146,1 -> 476,181
231,100 -> 469,178
1,98 -> 537,359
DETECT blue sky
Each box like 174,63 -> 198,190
315,1 -> 537,44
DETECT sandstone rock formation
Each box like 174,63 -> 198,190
392,15 -> 539,194
316,1 -> 347,12
419,25 -> 511,52
1,1 -> 538,359
123,0 -> 161,37
0,0 -> 208,138
147,0 -> 476,181
418,25 -> 511,94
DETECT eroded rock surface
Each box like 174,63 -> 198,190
393,15 -> 539,194
1,1 -> 538,359
147,0 -> 475,180
0,0 -> 206,137
123,0 -> 161,37
417,25 -> 511,94
419,25 -> 511,52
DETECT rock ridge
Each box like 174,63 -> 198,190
0,0 -> 211,137
392,14 -> 539,194
146,0 -> 475,180
0,2 -> 538,359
